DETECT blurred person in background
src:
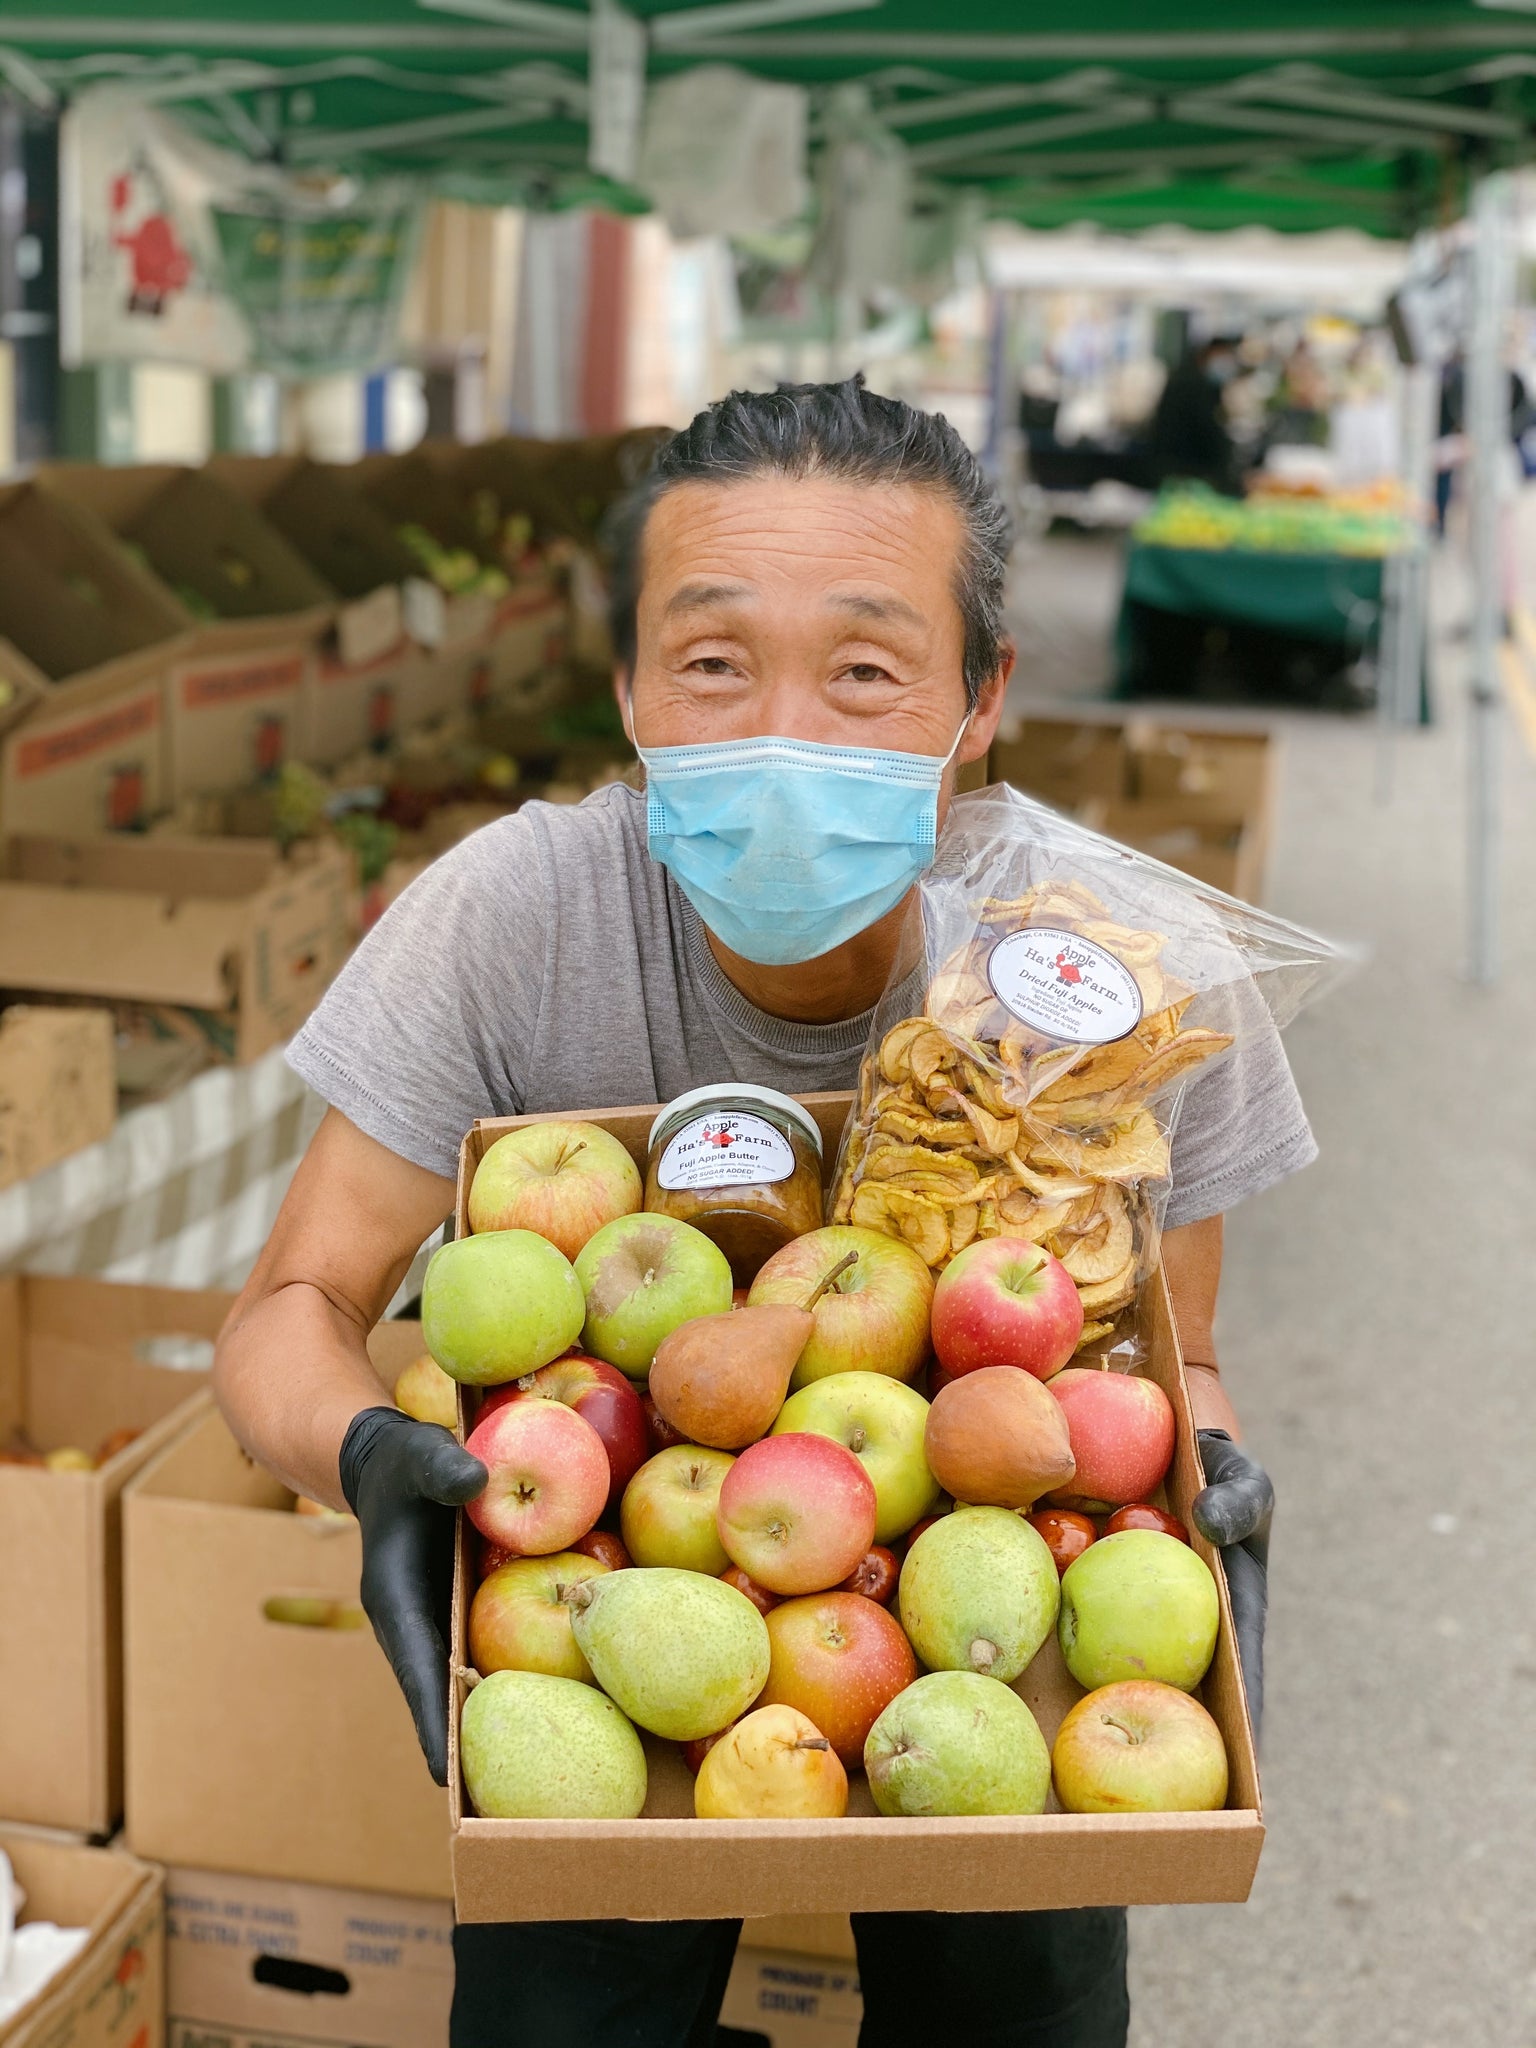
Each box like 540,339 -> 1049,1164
1147,335 -> 1245,496
215,377 -> 1287,2048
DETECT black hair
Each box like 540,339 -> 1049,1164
607,375 -> 1012,709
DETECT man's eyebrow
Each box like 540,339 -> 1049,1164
663,581 -> 753,617
828,591 -> 927,630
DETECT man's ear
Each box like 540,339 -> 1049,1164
614,669 -> 634,746
957,645 -> 1014,764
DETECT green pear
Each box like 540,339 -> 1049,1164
459,1669 -> 647,1818
898,1506 -> 1059,1683
569,1567 -> 770,1741
864,1671 -> 1051,1817
421,1229 -> 584,1385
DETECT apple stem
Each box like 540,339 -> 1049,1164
803,1250 -> 859,1311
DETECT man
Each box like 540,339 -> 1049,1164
215,378 -> 1292,2048
1147,337 -> 1245,497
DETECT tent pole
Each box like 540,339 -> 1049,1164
1466,173 -> 1512,987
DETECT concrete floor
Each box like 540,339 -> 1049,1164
1004,531 -> 1536,2047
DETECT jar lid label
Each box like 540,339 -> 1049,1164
656,1112 -> 797,1191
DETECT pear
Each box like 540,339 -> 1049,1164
460,1669 -> 647,1819
648,1304 -> 812,1449
648,1249 -> 858,1449
898,1506 -> 1059,1684
568,1567 -> 770,1741
695,1704 -> 848,1819
864,1672 -> 1051,1817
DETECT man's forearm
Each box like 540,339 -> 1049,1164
1185,1362 -> 1242,1441
215,1283 -> 398,1509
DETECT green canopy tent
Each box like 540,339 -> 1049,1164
3,3 -> 1536,229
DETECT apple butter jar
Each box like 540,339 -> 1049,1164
644,1084 -> 825,1286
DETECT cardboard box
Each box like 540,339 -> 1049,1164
164,1866 -> 453,2048
744,1916 -> 856,1962
0,1833 -> 164,2048
123,1321 -> 454,1900
446,1094 -> 1262,1922
1086,799 -> 1264,905
0,1276 -> 233,1834
720,1947 -> 862,2047
0,1005 -> 116,1194
0,835 -> 351,1065
37,464 -> 331,802
988,714 -> 1277,903
0,481 -> 189,835
476,574 -> 570,715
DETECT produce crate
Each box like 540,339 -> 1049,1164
445,1092 -> 1263,1922
0,1276 -> 232,1834
123,1321 -> 453,1901
0,1832 -> 164,2048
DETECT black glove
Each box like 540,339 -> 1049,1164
1191,1430 -> 1273,1745
339,1406 -> 486,1786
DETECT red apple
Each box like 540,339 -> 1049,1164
757,1592 -> 917,1765
642,1393 -> 691,1455
900,1500 -> 954,1554
1104,1502 -> 1189,1544
1047,1368 -> 1175,1512
464,1398 -> 609,1555
479,1537 -> 517,1580
572,1529 -> 633,1570
721,1565 -> 781,1616
930,1237 -> 1084,1381
1026,1507 -> 1098,1577
502,1353 -> 648,1514
748,1225 -> 934,1388
716,1434 -> 877,1595
840,1547 -> 899,1605
467,1119 -> 642,1261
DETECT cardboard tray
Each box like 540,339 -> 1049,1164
445,1092 -> 1263,1921
0,1833 -> 164,2048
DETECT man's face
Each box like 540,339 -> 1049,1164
623,475 -> 1008,782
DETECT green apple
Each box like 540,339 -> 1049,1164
460,1669 -> 647,1818
574,1214 -> 733,1380
422,1229 -> 584,1386
619,1445 -> 735,1575
1058,1529 -> 1219,1692
1051,1680 -> 1228,1814
864,1671 -> 1050,1817
772,1372 -> 940,1543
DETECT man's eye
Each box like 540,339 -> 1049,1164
690,656 -> 738,676
842,663 -> 892,683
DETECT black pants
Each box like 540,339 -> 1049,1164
452,1908 -> 1128,2047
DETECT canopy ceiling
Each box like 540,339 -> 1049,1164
4,2 -> 1536,231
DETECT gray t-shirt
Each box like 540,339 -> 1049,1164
288,783 -> 1315,1230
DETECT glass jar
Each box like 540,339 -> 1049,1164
644,1084 -> 825,1286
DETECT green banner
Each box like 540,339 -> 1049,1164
211,202 -> 419,376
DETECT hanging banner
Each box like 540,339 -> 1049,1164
60,91 -> 419,376
211,201 -> 419,377
60,93 -> 249,373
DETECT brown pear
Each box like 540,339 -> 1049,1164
649,1305 -> 814,1449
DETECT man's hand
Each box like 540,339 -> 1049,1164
340,1407 -> 487,1785
1191,1431 -> 1273,1744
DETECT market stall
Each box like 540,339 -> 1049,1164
1114,483 -> 1427,714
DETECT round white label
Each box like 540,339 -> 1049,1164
986,926 -> 1144,1045
656,1112 -> 797,1191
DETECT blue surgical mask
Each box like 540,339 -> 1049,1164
634,723 -> 968,966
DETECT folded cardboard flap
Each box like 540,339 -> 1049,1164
121,469 -> 336,624
0,1005 -> 116,1195
209,454 -> 421,599
446,1093 -> 1262,1923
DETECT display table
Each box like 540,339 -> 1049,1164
0,1048 -> 436,1302
1115,537 -> 1429,718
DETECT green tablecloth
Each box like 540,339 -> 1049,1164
1123,539 -> 1385,644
